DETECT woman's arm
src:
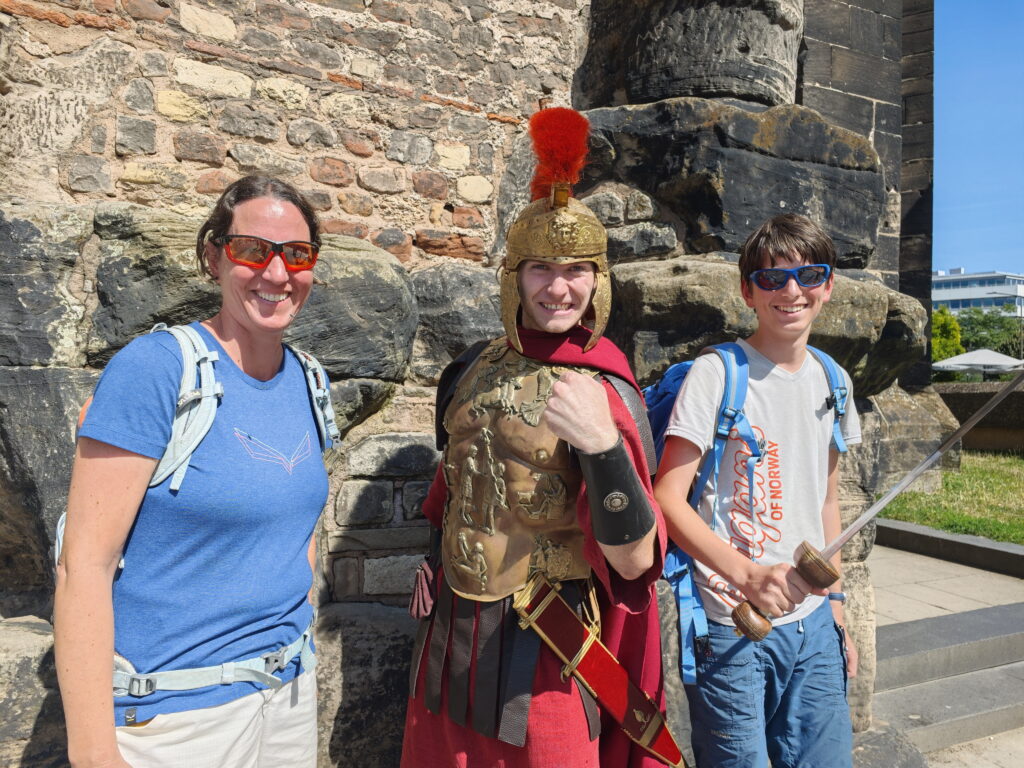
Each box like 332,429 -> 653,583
54,437 -> 156,768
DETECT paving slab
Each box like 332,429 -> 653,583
868,545 -> 1024,627
875,602 -> 1024,691
872,661 -> 1024,753
927,726 -> 1024,768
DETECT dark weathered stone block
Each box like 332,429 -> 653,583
68,155 -> 113,193
284,235 -> 417,382
88,204 -> 220,364
800,37 -> 833,87
336,480 -> 393,526
0,618 -> 66,766
329,379 -> 394,442
802,84 -> 874,137
873,130 -> 901,189
124,78 -> 154,113
585,100 -> 884,267
315,603 -> 417,768
624,0 -> 803,105
115,116 -> 157,156
832,47 -> 900,101
346,433 -> 438,479
218,102 -> 281,143
286,118 -> 338,148
410,261 -> 501,385
851,6 -> 885,58
0,367 -> 98,614
805,0 -> 851,46
0,205 -> 94,367
172,129 -> 227,166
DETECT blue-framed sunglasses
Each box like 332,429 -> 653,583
749,264 -> 832,291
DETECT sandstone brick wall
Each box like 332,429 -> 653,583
0,0 -> 587,263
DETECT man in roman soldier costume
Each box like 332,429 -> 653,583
401,108 -> 684,768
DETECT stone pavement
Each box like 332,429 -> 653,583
867,544 -> 1024,765
869,544 -> 1024,626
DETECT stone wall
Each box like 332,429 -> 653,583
900,0 -> 935,387
0,1 -> 946,765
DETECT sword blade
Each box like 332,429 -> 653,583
820,366 -> 1024,561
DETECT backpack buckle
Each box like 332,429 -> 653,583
826,387 -> 848,412
127,675 -> 157,697
754,436 -> 767,465
263,648 -> 288,673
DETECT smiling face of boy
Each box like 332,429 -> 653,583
741,252 -> 834,345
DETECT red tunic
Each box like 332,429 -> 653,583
401,327 -> 669,767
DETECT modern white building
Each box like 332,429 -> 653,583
932,268 -> 1024,317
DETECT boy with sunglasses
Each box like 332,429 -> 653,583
654,213 -> 861,768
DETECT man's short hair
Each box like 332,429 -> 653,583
738,214 -> 837,285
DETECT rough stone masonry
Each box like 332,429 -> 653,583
0,1 -> 947,766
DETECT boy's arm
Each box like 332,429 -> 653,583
654,435 -> 823,619
822,448 -> 858,677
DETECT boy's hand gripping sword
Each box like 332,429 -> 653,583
733,366 -> 1024,641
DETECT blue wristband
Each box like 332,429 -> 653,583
828,592 -> 846,604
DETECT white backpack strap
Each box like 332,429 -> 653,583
287,345 -> 339,452
149,324 -> 223,490
112,620 -> 315,697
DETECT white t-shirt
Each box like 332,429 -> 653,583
664,339 -> 861,626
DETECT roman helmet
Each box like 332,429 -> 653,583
500,107 -> 610,353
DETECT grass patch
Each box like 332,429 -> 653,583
881,450 -> 1024,545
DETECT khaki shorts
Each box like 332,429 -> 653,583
116,671 -> 316,768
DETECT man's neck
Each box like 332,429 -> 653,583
744,329 -> 811,372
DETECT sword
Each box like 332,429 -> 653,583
733,366 -> 1024,641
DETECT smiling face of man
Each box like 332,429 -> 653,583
517,259 -> 596,335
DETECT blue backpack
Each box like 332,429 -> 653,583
643,342 -> 849,683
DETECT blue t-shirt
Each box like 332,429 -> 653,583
78,323 -> 329,726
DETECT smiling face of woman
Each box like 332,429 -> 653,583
517,260 -> 596,335
207,197 -> 314,341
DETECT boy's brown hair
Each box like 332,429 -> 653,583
738,214 -> 837,285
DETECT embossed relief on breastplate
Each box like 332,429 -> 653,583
440,341 -> 593,601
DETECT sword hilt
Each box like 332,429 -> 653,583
731,541 -> 841,642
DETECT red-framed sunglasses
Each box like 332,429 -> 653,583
216,235 -> 319,272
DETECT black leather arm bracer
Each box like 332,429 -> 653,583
578,437 -> 656,546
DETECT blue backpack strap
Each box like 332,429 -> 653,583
662,343 -> 761,686
664,544 -> 708,685
808,346 -> 849,454
287,345 -> 340,452
149,324 -> 223,492
694,344 -> 763,518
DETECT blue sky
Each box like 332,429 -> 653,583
933,0 -> 1024,275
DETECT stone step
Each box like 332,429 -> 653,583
872,661 -> 1024,754
875,602 -> 1024,692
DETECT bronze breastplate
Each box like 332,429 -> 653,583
441,340 -> 592,600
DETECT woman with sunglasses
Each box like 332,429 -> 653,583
55,176 -> 329,768
654,213 -> 861,768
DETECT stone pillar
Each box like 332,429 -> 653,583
624,0 -> 805,106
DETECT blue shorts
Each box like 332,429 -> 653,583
684,600 -> 851,768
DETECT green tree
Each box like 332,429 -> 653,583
931,305 -> 965,361
958,306 -> 1022,358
